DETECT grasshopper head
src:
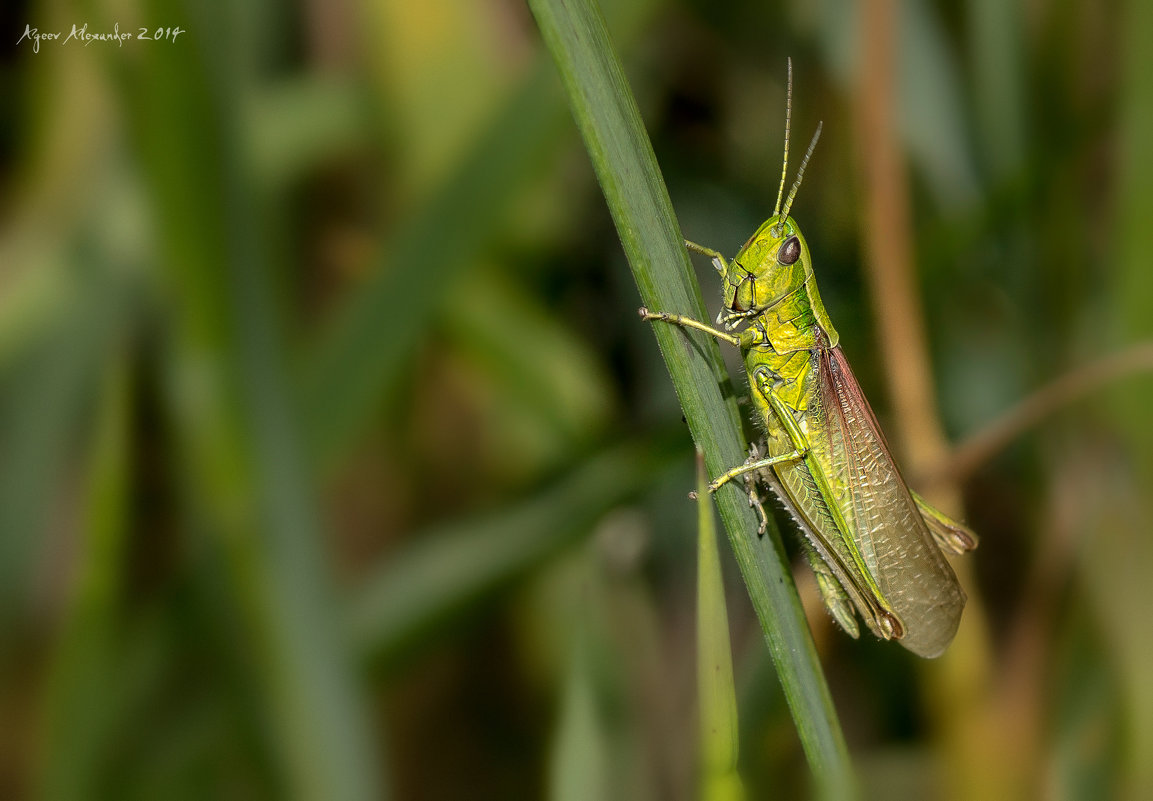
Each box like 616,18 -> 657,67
719,215 -> 811,323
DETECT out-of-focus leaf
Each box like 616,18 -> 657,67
0,260 -> 72,372
1050,618 -> 1122,800
35,353 -> 131,799
248,76 -> 369,189
442,269 -> 616,463
809,0 -> 979,208
696,455 -> 745,801
300,63 -> 574,469
1095,0 -> 1153,795
350,438 -> 677,668
300,0 -> 658,472
122,0 -> 385,796
0,260 -> 131,636
547,579 -> 610,801
966,0 -> 1027,178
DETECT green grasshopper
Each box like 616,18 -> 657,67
641,64 -> 977,658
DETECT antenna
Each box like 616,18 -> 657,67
780,121 -> 822,223
772,59 -> 793,219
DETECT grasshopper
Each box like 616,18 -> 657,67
641,64 -> 976,658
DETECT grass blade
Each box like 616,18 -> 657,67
350,438 -> 679,668
0,263 -> 129,637
122,1 -> 384,795
527,0 -> 853,794
300,2 -> 659,472
36,353 -> 131,799
300,64 -> 568,468
1096,1 -> 1153,794
548,614 -> 610,801
696,453 -> 745,801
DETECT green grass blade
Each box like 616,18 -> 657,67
300,64 -> 568,468
300,1 -> 657,473
527,0 -> 853,794
548,619 -> 610,801
696,454 -> 745,801
1101,1 -> 1153,794
36,353 -> 131,799
122,2 -> 384,795
0,264 -> 129,637
968,0 -> 1027,178
441,270 -> 615,447
350,438 -> 677,668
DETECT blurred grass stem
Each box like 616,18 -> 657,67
857,0 -> 998,797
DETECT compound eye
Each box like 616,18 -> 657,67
777,236 -> 801,265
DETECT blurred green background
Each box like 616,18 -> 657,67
3,0 -> 1153,798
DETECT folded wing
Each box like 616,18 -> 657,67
810,345 -> 966,658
